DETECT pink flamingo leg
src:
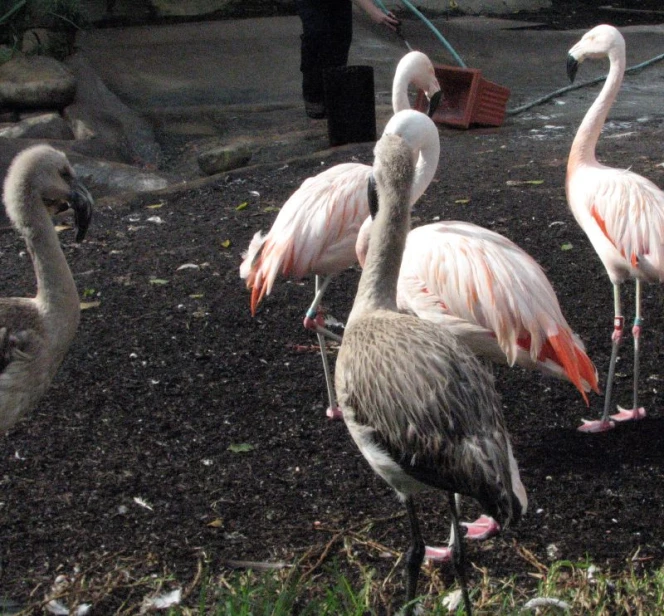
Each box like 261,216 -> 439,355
579,285 -> 622,433
424,498 -> 498,563
302,275 -> 343,342
611,279 -> 646,423
304,275 -> 342,420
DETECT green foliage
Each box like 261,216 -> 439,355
165,557 -> 664,615
0,0 -> 86,59
9,547 -> 664,615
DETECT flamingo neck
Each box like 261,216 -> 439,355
356,126 -> 438,268
352,200 -> 409,319
409,141 -> 437,206
568,48 -> 625,169
392,65 -> 413,113
350,147 -> 412,321
22,191 -> 80,339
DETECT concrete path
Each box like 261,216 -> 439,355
76,14 -> 664,151
3,14 -> 664,200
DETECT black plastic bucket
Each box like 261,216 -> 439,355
324,65 -> 376,147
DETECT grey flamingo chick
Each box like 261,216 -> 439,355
1,145 -> 93,433
334,110 -> 527,615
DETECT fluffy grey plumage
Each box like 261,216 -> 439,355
335,112 -> 526,615
0,145 -> 93,432
337,310 -> 523,526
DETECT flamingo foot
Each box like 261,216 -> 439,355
461,515 -> 500,540
611,406 -> 646,422
424,545 -> 453,563
577,418 -> 615,433
326,406 -> 343,420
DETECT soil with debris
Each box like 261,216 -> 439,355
2,4 -> 664,615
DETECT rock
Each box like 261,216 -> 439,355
74,158 -> 170,196
197,143 -> 252,175
63,53 -> 162,167
0,55 -> 77,109
0,112 -> 74,140
149,0 -> 234,17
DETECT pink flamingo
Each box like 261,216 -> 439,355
566,25 -> 664,433
355,219 -> 598,545
356,219 -> 599,404
240,53 -> 441,419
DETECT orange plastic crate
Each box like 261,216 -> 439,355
415,64 -> 510,129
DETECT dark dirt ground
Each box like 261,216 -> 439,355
2,2 -> 664,614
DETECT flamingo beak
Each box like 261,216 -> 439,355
427,90 -> 443,118
68,178 -> 94,242
566,54 -> 579,83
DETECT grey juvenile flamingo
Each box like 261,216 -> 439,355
1,144 -> 93,433
334,110 -> 527,615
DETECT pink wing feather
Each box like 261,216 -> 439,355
240,163 -> 372,314
578,166 -> 664,282
397,221 -> 599,401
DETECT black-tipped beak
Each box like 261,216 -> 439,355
427,90 -> 443,118
68,178 -> 93,242
367,174 -> 378,219
566,54 -> 579,83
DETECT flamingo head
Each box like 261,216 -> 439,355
3,145 -> 93,242
567,24 -> 625,83
402,50 -> 441,101
394,50 -> 443,116
409,52 -> 443,117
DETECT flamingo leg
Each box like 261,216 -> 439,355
424,493 -> 456,563
425,494 -> 498,563
448,492 -> 473,616
579,284 -> 622,433
315,329 -> 342,420
612,278 -> 647,423
303,275 -> 342,341
403,496 -> 425,616
308,276 -> 342,419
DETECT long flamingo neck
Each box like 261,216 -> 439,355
353,199 -> 409,316
350,139 -> 413,320
392,65 -> 413,112
22,195 -> 80,346
356,141 -> 437,268
409,133 -> 439,206
568,49 -> 625,169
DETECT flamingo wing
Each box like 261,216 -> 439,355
398,222 -> 598,399
576,167 -> 664,282
240,163 -> 372,313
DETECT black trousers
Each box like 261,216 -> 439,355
295,0 -> 353,104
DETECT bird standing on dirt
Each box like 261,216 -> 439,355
355,216 -> 598,543
0,145 -> 93,433
335,110 -> 527,616
240,51 -> 441,420
566,24 -> 664,433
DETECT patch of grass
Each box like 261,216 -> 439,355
11,531 -> 664,614
160,554 -> 664,615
